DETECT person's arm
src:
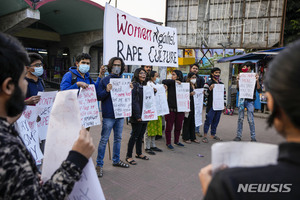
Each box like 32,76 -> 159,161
60,72 -> 79,90
132,83 -> 141,120
256,74 -> 262,93
204,82 -> 210,98
98,78 -> 111,101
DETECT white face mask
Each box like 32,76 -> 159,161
191,79 -> 196,84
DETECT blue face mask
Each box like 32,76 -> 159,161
31,67 -> 44,77
79,64 -> 90,74
155,78 -> 160,84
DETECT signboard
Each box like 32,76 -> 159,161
239,73 -> 256,99
213,84 -> 225,111
142,86 -> 158,121
176,83 -> 190,112
104,3 -> 178,67
194,88 -> 204,127
155,84 -> 169,116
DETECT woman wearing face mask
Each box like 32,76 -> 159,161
182,72 -> 200,144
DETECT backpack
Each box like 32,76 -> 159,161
69,71 -> 93,85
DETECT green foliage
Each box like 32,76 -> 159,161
284,0 -> 300,45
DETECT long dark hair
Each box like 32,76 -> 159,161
187,72 -> 197,87
107,57 -> 125,75
173,70 -> 183,81
132,68 -> 147,85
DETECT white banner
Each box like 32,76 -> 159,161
142,86 -> 158,121
36,91 -> 57,140
78,85 -> 101,128
110,78 -> 132,118
176,83 -> 190,112
103,3 -> 178,67
194,88 -> 204,127
239,73 -> 256,99
154,84 -> 169,116
213,84 -> 225,111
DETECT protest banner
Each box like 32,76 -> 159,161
36,91 -> 57,140
194,88 -> 204,127
239,73 -> 256,99
103,3 -> 178,67
213,84 -> 225,111
42,90 -> 105,200
142,86 -> 158,121
176,83 -> 190,112
110,78 -> 132,118
15,110 -> 43,165
78,85 -> 101,128
155,84 -> 169,116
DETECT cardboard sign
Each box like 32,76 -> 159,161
155,84 -> 169,116
78,85 -> 101,128
42,90 -> 105,200
176,83 -> 190,112
36,91 -> 57,140
239,73 -> 256,99
213,84 -> 225,111
110,78 -> 132,118
142,86 -> 158,121
194,88 -> 204,127
103,3 -> 178,67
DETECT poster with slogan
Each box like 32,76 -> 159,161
36,91 -> 57,140
142,86 -> 158,121
176,83 -> 190,112
15,112 -> 43,165
194,88 -> 204,127
154,84 -> 169,116
110,78 -> 132,118
239,73 -> 256,99
78,85 -> 101,128
213,84 -> 225,111
42,90 -> 105,200
103,3 -> 178,67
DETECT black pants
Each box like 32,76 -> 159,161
127,122 -> 148,158
182,113 -> 196,141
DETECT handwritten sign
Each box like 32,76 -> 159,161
213,84 -> 225,111
155,84 -> 169,116
194,89 -> 204,127
78,85 -> 101,128
110,78 -> 132,118
36,91 -> 57,140
239,73 -> 256,99
176,83 -> 190,112
16,108 -> 43,165
103,3 -> 178,67
42,90 -> 105,200
142,86 -> 158,121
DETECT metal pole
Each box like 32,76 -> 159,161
115,0 -> 117,8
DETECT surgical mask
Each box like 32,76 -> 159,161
241,68 -> 248,72
112,67 -> 121,75
32,67 -> 44,77
214,75 -> 220,80
191,79 -> 196,84
79,64 -> 90,74
155,78 -> 160,84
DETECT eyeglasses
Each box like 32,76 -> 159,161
113,64 -> 121,67
30,63 -> 43,67
139,72 -> 146,75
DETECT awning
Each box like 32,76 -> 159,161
231,60 -> 260,64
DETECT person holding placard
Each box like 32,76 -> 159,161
233,62 -> 262,142
182,72 -> 200,144
162,70 -> 185,150
0,32 -> 95,199
202,68 -> 226,143
126,68 -> 150,165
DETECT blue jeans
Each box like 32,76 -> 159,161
195,126 -> 200,133
237,100 -> 256,139
203,108 -> 222,135
96,118 -> 124,167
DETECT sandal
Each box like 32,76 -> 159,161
183,140 -> 192,144
192,139 -> 200,143
135,155 -> 149,160
211,136 -> 222,141
113,160 -> 129,168
126,157 -> 137,165
202,137 -> 209,143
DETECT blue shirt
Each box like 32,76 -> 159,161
25,77 -> 44,98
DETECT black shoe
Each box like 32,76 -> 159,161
96,166 -> 103,177
175,142 -> 184,147
151,147 -> 163,152
145,149 -> 156,155
233,137 -> 241,141
251,138 -> 257,142
155,135 -> 162,140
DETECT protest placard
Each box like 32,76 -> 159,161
155,84 -> 169,116
36,91 -> 57,140
142,86 -> 158,121
78,85 -> 101,128
239,73 -> 256,99
103,3 -> 178,67
176,83 -> 190,112
194,88 -> 204,127
110,78 -> 132,118
213,84 -> 225,111
42,90 -> 105,200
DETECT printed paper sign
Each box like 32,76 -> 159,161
103,3 -> 178,67
36,91 -> 57,140
155,84 -> 169,116
239,73 -> 256,99
110,78 -> 132,118
194,88 -> 204,127
176,83 -> 190,112
213,84 -> 225,111
142,86 -> 158,121
78,85 -> 101,128
42,90 -> 105,200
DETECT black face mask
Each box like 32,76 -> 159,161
6,84 -> 26,117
